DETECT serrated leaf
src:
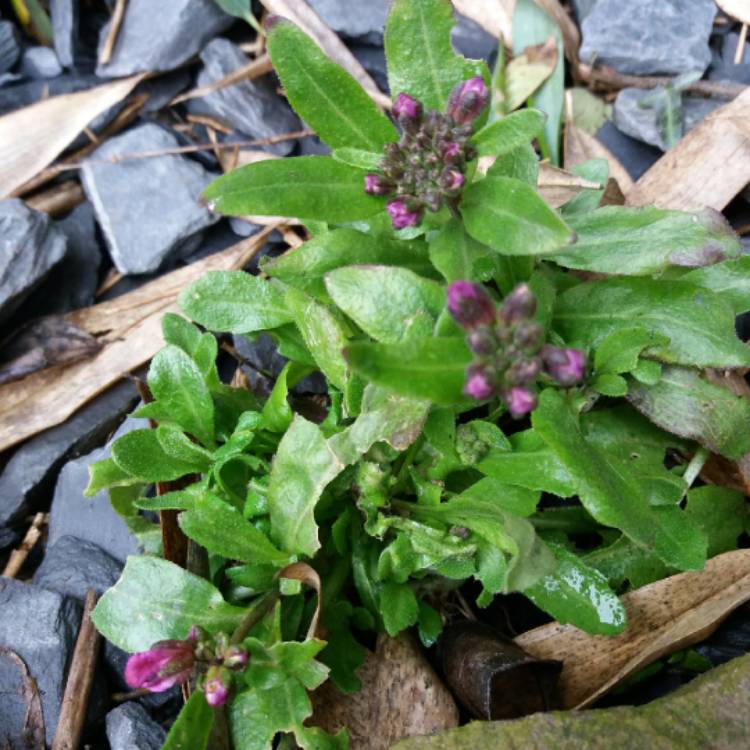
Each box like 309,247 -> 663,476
379,581 -> 419,636
554,278 -> 750,369
180,270 -> 292,335
486,143 -> 539,184
683,256 -> 750,314
471,109 -> 546,156
384,0 -> 486,111
592,373 -> 629,397
685,485 -> 746,557
461,175 -> 573,255
268,20 -> 396,151
111,429 -> 206,482
203,156 -> 382,222
552,207 -> 742,275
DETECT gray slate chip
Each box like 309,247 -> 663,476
20,46 -> 63,78
81,123 -> 219,274
106,702 -> 166,750
580,0 -> 717,76
0,578 -> 81,743
96,0 -> 233,78
306,0 -> 388,44
0,379 -> 137,539
0,199 -> 68,325
0,20 -> 20,74
188,38 -> 300,156
33,535 -> 123,601
50,0 -> 78,68
452,14 -> 497,63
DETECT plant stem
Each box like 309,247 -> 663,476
230,592 -> 280,645
682,447 -> 709,492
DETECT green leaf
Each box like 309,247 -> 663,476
378,581 -> 419,636
268,416 -> 345,557
584,535 -> 669,590
345,337 -> 472,404
458,477 -> 541,517
92,556 -> 246,652
524,544 -> 626,635
285,287 -> 349,390
685,485 -> 746,557
204,157 -> 382,222
551,207 -> 742,275
471,109 -> 546,157
554,278 -> 750,368
461,175 -> 573,255
261,362 -> 302,434
162,691 -> 214,750
148,345 -> 215,446
180,271 -> 292,335
332,148 -> 382,170
532,389 -> 706,571
683,256 -> 750,314
155,426 -> 213,470
268,20 -> 396,151
326,265 -> 445,343
384,0 -> 486,111
560,159 -> 609,217
592,373 -> 629,397
486,144 -> 539,184
594,327 -> 670,375
417,601 -> 444,646
627,366 -> 750,459
111,429 -> 206,482
428,217 -> 496,283
85,457 -> 140,496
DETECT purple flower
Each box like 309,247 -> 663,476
364,173 -> 392,195
499,283 -> 536,324
125,640 -> 195,693
223,646 -> 249,671
442,142 -> 461,162
393,93 -> 422,125
447,281 -> 496,330
387,199 -> 421,229
464,366 -> 495,400
505,386 -> 537,419
541,345 -> 586,385
444,169 -> 465,191
447,76 -> 489,125
204,667 -> 231,707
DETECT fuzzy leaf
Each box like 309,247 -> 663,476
111,429 -> 206,482
428,217 -> 495,282
162,692 -> 213,750
683,256 -> 750,314
379,581 -> 419,636
471,109 -> 546,156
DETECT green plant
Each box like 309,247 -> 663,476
88,1 -> 750,747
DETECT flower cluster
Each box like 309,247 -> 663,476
124,625 -> 248,707
365,77 -> 489,229
447,281 -> 586,417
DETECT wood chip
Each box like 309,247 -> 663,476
451,0 -> 513,43
515,549 -> 750,709
0,75 -> 144,198
0,226 -> 281,453
626,88 -> 750,211
564,121 -> 634,195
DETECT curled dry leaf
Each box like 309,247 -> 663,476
0,75 -> 144,198
515,549 -> 750,709
277,562 -> 322,639
312,632 -> 459,750
626,87 -> 750,211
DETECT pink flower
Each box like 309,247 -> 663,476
125,640 -> 195,693
541,346 -> 586,385
464,367 -> 495,400
442,142 -> 461,162
204,667 -> 231,707
447,76 -> 489,125
505,386 -> 537,419
386,199 -> 421,229
364,173 -> 391,195
447,281 -> 496,330
393,93 -> 422,123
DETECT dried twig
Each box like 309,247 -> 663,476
100,0 -> 128,65
26,180 -> 85,216
52,590 -> 101,750
1,512 -> 47,578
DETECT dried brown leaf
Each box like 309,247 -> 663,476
277,562 -> 322,639
564,122 -> 634,195
504,37 -> 558,112
451,0 -> 513,43
626,88 -> 750,211
515,549 -> 750,709
0,647 -> 46,749
716,0 -> 750,24
0,75 -> 143,198
537,162 -> 602,208
312,632 -> 459,750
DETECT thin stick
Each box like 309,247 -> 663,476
52,590 -> 101,750
100,0 -> 128,65
2,512 -> 46,578
26,180 -> 85,217
735,23 -> 749,65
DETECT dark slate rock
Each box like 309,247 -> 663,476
229,216 -> 264,238
708,30 -> 750,84
306,0 -> 388,44
106,702 -> 166,750
48,416 -> 147,563
0,578 -> 81,743
350,43 -> 389,94
137,69 -> 192,112
0,71 -> 22,87
0,379 -> 137,540
580,0 -> 716,76
299,132 -> 332,156
81,123 -> 220,274
0,73 -> 100,116
0,200 -> 68,325
596,120 -> 661,181
20,46 -> 63,78
33,535 -> 122,601
188,39 -> 300,156
0,19 -> 20,74
613,87 -> 724,151
96,0 -> 233,78
452,14 -> 497,63
50,0 -> 78,68
571,0 -> 597,22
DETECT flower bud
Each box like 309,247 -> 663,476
204,666 -> 231,708
504,386 -> 537,419
443,169 -> 465,192
506,357 -> 541,385
447,281 -> 496,330
442,141 -> 462,163
386,199 -> 421,229
223,645 -> 249,671
464,365 -> 496,400
125,639 -> 195,693
393,93 -> 422,127
499,283 -> 536,324
541,345 -> 586,385
467,326 -> 497,356
447,76 -> 489,125
364,173 -> 392,196
512,320 -> 544,350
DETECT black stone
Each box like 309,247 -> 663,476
0,19 -> 20,74
0,378 -> 137,542
50,0 -> 78,68
306,0 -> 388,44
452,14 -> 498,63
19,46 -> 63,78
106,702 -> 166,750
0,74 -> 100,116
708,30 -> 750,84
188,39 -> 300,156
96,0 -> 233,78
350,43 -> 389,94
32,535 -> 123,601
137,69 -> 193,113
596,120 -> 661,181
0,200 -> 68,326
